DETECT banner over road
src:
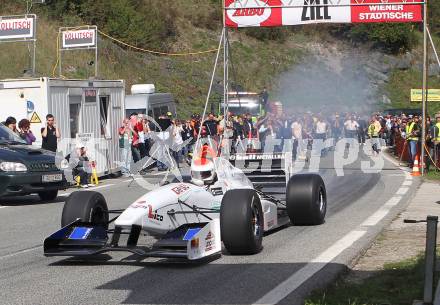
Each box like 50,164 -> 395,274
224,0 -> 423,27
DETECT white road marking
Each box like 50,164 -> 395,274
404,171 -> 413,180
0,206 -> 7,209
123,177 -> 144,183
360,195 -> 405,227
87,184 -> 114,190
59,183 -> 114,194
254,230 -> 367,305
361,208 -> 391,227
396,187 -> 409,195
384,196 -> 402,207
402,180 -> 413,186
0,245 -> 42,260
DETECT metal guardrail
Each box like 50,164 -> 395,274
404,216 -> 438,304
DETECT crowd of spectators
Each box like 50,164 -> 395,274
119,109 -> 440,174
2,108 -> 439,182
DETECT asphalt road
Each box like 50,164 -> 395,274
0,149 -> 419,305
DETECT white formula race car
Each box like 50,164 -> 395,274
44,154 -> 326,260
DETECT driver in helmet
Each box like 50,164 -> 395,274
191,158 -> 217,186
191,144 -> 217,186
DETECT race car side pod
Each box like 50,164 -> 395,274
44,219 -> 221,260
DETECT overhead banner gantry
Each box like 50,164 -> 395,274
219,0 -> 429,174
224,0 -> 423,27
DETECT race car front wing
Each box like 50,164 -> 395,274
44,219 -> 221,260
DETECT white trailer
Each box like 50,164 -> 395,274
0,78 -> 125,176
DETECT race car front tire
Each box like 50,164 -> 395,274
61,191 -> 109,229
220,189 -> 263,255
286,174 -> 326,225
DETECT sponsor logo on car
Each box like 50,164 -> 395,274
210,187 -> 223,196
230,153 -> 285,160
130,200 -> 148,209
171,184 -> 190,195
205,231 -> 215,251
148,205 -> 164,222
267,219 -> 275,227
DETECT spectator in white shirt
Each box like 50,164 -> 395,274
344,116 -> 359,139
314,116 -> 327,140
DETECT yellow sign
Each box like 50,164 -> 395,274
410,89 -> 440,102
30,112 -> 41,123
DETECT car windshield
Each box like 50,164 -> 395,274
0,124 -> 27,145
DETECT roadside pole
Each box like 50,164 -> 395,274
422,0 -> 428,175
223,0 -> 229,120
32,36 -> 36,76
95,34 -> 98,78
223,27 -> 229,118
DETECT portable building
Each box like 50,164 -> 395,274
0,78 -> 125,176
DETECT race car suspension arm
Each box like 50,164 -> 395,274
107,209 -> 125,214
167,200 -> 219,221
255,189 -> 286,207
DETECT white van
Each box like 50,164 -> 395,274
125,84 -> 176,120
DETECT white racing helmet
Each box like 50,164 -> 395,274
191,158 -> 216,186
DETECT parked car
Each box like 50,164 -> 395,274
0,124 -> 68,201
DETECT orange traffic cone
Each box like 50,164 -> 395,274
411,155 -> 421,176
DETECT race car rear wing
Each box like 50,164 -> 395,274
229,151 -> 293,187
44,219 -> 221,261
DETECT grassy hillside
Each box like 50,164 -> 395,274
0,1 -> 303,118
1,1 -> 439,117
381,32 -> 440,116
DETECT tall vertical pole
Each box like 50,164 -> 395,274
59,49 -> 62,77
94,27 -> 98,78
422,0 -> 428,175
222,0 -> 229,119
32,40 -> 36,76
224,28 -> 229,118
59,29 -> 62,77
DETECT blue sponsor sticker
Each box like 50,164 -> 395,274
183,228 -> 202,241
69,227 -> 93,240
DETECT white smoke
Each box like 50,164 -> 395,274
274,43 -> 379,114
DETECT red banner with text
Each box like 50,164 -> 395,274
224,0 -> 422,27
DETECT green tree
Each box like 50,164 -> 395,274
347,23 -> 417,54
43,0 -> 176,50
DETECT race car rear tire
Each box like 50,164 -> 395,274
286,174 -> 326,225
220,189 -> 263,255
61,191 -> 109,229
